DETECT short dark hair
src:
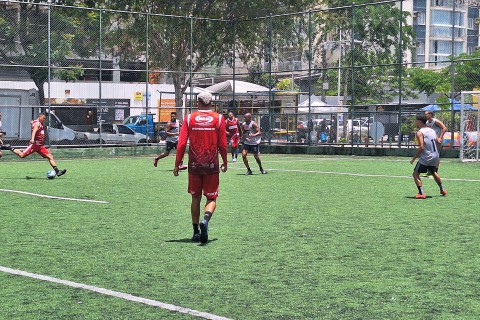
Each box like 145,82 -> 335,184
170,112 -> 176,116
416,114 -> 427,124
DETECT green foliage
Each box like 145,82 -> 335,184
0,2 -> 98,103
313,2 -> 415,104
274,78 -> 294,91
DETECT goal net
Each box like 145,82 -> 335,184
459,91 -> 480,162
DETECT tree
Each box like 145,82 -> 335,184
95,0 -> 317,110
0,1 -> 98,104
407,50 -> 480,104
313,0 -> 415,105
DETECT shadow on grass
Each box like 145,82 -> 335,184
165,238 -> 218,244
405,195 -> 433,199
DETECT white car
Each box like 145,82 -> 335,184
76,124 -> 149,144
338,118 -> 370,135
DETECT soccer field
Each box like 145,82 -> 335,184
1,154 -> 480,319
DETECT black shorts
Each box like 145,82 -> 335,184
242,144 -> 259,154
166,141 -> 178,152
414,162 -> 436,174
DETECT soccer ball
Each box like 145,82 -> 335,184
47,170 -> 56,179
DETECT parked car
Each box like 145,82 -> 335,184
338,118 -> 370,136
75,124 -> 149,144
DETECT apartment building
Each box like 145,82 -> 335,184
406,0 -> 479,68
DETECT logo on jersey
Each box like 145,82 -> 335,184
195,115 -> 214,123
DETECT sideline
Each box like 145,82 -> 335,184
0,266 -> 231,320
0,189 -> 109,204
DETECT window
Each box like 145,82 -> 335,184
430,26 -> 465,38
468,17 -> 475,30
431,10 -> 464,26
414,12 -> 426,25
430,40 -> 463,55
417,42 -> 426,55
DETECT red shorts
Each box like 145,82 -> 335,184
188,173 -> 219,199
229,134 -> 240,148
23,144 -> 51,158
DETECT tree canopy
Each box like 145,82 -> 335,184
0,1 -> 98,104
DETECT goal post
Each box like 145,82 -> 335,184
459,91 -> 480,162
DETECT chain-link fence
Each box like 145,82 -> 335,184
0,0 -> 479,150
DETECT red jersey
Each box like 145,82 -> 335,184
226,117 -> 239,137
176,110 -> 228,175
32,119 -> 45,145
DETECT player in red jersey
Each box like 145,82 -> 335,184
225,111 -> 240,162
9,113 -> 67,177
174,91 -> 228,243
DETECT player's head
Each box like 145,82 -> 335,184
228,112 -> 234,119
424,111 -> 434,119
38,113 -> 47,123
244,113 -> 252,122
197,92 -> 212,108
416,114 -> 428,127
170,112 -> 176,120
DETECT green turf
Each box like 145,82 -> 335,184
1,155 -> 480,319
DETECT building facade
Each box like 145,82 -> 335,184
407,0 -> 479,68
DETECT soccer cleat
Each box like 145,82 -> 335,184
415,193 -> 426,199
440,190 -> 447,196
179,165 -> 188,171
245,170 -> 253,176
56,169 -> 67,177
191,233 -> 201,242
0,144 -> 12,150
261,169 -> 267,174
199,219 -> 208,244
153,158 -> 159,167
232,158 -> 237,163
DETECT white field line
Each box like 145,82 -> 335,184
231,167 -> 480,183
0,189 -> 109,204
0,266 -> 231,320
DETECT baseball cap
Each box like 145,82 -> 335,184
197,91 -> 212,105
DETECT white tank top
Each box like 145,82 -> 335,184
419,127 -> 439,166
242,121 -> 261,145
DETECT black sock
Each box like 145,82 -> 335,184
417,186 -> 424,194
193,224 -> 199,234
53,166 -> 59,173
204,212 -> 212,222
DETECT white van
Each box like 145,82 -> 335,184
45,110 -> 77,143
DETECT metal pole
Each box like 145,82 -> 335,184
337,30 -> 342,106
350,3 -> 355,150
450,0 -> 456,142
145,10 -> 150,142
98,9 -> 103,145
189,14 -> 194,113
307,10 -> 313,145
268,13 -> 273,145
397,0 -> 403,148
232,18 -> 236,115
47,0 -> 51,146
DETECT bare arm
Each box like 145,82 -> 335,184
435,119 -> 447,141
30,122 -> 40,144
410,131 -> 424,164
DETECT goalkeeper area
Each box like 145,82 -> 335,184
1,154 -> 480,319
